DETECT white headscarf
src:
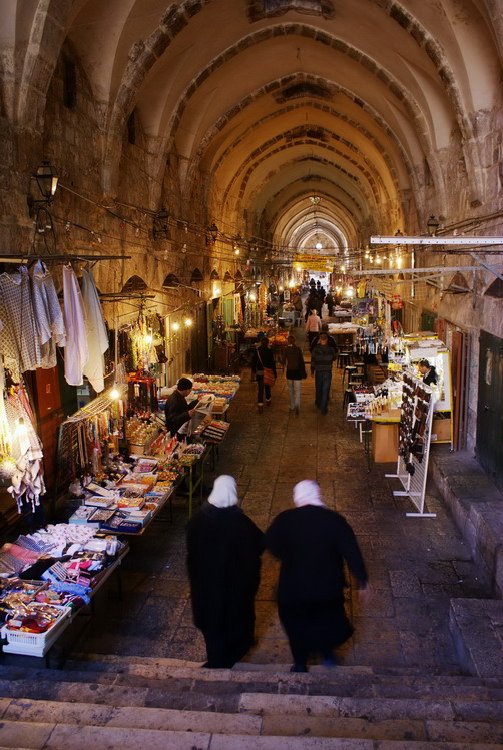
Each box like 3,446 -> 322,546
208,475 -> 238,508
293,480 -> 326,508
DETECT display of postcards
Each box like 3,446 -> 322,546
120,475 -> 155,491
153,481 -> 177,492
118,484 -> 148,497
85,482 -> 117,499
84,496 -> 117,509
117,496 -> 145,510
100,511 -> 143,534
68,506 -> 100,525
123,509 -> 152,526
347,403 -> 367,419
88,508 -> 117,524
133,458 -> 158,474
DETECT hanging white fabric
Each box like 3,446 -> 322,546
63,265 -> 88,386
81,267 -> 109,393
31,260 -> 66,369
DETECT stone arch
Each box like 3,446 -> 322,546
162,273 -> 180,288
484,277 -> 503,299
104,19 -> 463,207
121,275 -> 148,293
155,25 -> 454,207
190,267 -> 204,282
14,0 -> 75,127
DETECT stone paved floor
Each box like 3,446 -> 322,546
76,336 -> 493,674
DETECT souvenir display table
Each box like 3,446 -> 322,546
0,525 -> 127,658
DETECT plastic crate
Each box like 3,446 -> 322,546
1,605 -> 72,657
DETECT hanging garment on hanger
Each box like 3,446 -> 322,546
63,265 -> 88,386
0,267 -> 41,382
4,389 -> 45,512
31,260 -> 66,368
81,267 -> 109,393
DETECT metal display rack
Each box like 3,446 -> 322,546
386,373 -> 437,518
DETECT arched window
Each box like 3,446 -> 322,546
121,275 -> 147,293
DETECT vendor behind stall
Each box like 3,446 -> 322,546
418,359 -> 438,386
164,378 -> 197,437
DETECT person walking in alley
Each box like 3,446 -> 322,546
186,475 -> 264,668
310,331 -> 336,414
251,336 -> 277,412
305,308 -> 322,348
283,334 -> 307,415
265,480 -> 369,673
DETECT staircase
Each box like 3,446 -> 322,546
1,655 -> 503,748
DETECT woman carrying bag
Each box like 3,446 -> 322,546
252,336 -> 277,412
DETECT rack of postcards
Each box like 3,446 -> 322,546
385,372 -> 436,518
0,525 -> 127,657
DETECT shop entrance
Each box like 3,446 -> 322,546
476,330 -> 503,490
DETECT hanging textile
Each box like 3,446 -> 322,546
0,267 -> 41,382
81,268 -> 109,393
30,260 -> 66,369
63,265 -> 88,386
4,387 -> 45,512
0,359 -> 12,461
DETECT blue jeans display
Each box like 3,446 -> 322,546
315,370 -> 332,413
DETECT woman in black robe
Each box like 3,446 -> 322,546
186,475 -> 264,668
266,480 -> 369,672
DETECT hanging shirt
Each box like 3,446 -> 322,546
63,265 -> 88,386
31,260 -> 66,368
0,267 -> 41,382
81,268 -> 109,393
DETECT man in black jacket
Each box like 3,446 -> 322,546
164,377 -> 197,436
311,332 -> 336,414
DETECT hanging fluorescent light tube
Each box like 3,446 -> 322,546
370,236 -> 503,246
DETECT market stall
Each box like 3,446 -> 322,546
388,333 -> 452,444
0,525 -> 127,657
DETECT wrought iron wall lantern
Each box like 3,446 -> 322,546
152,208 -> 170,240
206,222 -> 218,245
27,160 -> 59,218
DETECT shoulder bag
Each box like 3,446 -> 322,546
257,350 -> 276,387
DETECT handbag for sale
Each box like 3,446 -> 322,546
263,367 -> 276,386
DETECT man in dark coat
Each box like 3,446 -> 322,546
186,475 -> 264,668
266,480 -> 369,672
310,332 -> 336,414
283,334 -> 307,415
418,358 -> 438,386
164,377 -> 197,436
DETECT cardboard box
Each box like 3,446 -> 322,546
371,422 -> 399,463
431,417 -> 451,443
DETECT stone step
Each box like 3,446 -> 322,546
1,697 -> 261,734
1,659 -> 503,706
36,655 -> 503,701
1,672 -> 503,725
0,721 -> 500,750
3,696 -> 503,745
239,692 -> 503,723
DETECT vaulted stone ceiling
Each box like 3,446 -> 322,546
3,0 -> 502,263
